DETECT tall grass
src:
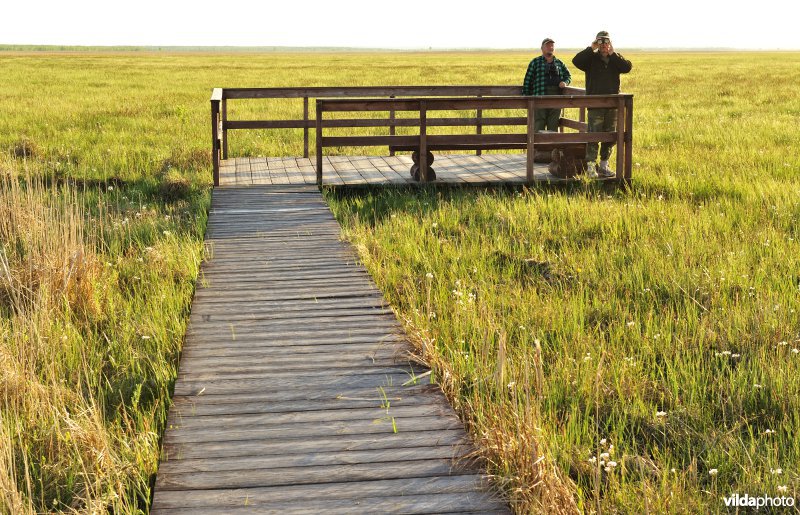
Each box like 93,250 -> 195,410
0,167 -> 207,512
1,50 -> 798,512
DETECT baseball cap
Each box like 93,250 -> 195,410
595,31 -> 611,43
541,38 -> 555,46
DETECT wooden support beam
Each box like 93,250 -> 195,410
222,98 -> 228,160
211,89 -> 221,187
303,97 -> 309,159
624,95 -> 634,186
419,101 -> 428,183
616,97 -> 625,180
316,100 -> 323,185
526,99 -> 535,184
389,95 -> 396,157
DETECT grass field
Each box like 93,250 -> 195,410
1,50 -> 799,513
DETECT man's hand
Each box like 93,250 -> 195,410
608,43 -> 615,55
559,81 -> 567,88
591,40 -> 599,51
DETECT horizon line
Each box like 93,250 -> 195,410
2,44 -> 799,52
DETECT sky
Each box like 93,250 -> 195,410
3,0 -> 798,50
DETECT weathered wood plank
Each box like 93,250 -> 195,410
163,415 -> 464,445
168,391 -> 442,418
167,404 -> 452,431
172,371 -> 432,396
153,494 -> 508,515
158,445 -> 476,476
152,474 -> 489,509
155,458 -> 480,491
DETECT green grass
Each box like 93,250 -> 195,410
1,50 -> 799,513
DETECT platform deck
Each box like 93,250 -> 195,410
218,154 -> 563,186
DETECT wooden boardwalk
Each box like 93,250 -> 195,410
151,186 -> 509,513
219,154 -> 562,186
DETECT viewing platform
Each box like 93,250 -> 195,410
210,86 -> 634,187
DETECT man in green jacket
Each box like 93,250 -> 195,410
523,38 -> 572,132
572,31 -> 633,177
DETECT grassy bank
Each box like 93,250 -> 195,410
1,50 -> 798,512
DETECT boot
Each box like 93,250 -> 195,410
586,161 -> 598,178
598,160 -> 615,178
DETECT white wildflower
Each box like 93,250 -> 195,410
425,272 -> 434,280
709,469 -> 718,476
771,468 -> 782,475
655,411 -> 667,418
777,485 -> 788,494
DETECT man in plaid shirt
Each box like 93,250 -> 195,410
522,38 -> 571,132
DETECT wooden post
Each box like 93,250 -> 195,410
389,95 -> 396,156
624,95 -> 634,186
476,94 -> 482,156
211,91 -> 221,187
316,99 -> 323,186
526,98 -> 535,184
222,97 -> 228,160
303,97 -> 309,159
419,100 -> 428,183
615,97 -> 625,181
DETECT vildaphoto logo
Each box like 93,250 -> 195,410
723,493 -> 795,509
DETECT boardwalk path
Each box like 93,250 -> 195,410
151,186 -> 509,513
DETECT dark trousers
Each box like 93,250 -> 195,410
534,85 -> 563,132
586,108 -> 617,161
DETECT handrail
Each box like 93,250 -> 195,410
315,94 -> 633,185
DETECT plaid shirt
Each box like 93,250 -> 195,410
522,55 -> 571,95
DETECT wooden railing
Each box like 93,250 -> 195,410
209,86 -> 633,186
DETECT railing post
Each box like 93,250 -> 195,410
419,100 -> 428,183
303,97 -> 309,158
624,95 -> 634,186
476,94 -> 482,156
316,99 -> 323,186
389,95 -> 396,156
616,96 -> 625,181
211,89 -> 221,187
526,98 -> 535,184
222,97 -> 228,160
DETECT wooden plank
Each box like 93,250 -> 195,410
155,458 -> 479,491
168,403 -> 455,429
159,447 -> 482,480
171,383 -> 441,407
172,371 -> 431,396
168,392 -> 444,418
176,364 -> 428,383
163,416 -> 464,445
154,492 -> 507,515
153,474 -> 488,509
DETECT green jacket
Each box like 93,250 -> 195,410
522,55 -> 571,96
572,47 -> 632,95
